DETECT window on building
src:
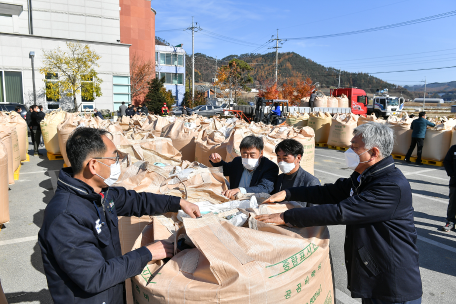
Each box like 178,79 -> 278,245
162,73 -> 184,85
113,76 -> 131,111
81,75 -> 94,102
0,71 -> 23,104
155,52 -> 158,62
158,53 -> 184,66
45,73 -> 59,102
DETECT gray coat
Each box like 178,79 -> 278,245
119,104 -> 128,116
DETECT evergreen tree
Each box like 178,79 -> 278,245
144,76 -> 168,114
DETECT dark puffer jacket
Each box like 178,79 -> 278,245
38,168 -> 181,303
283,156 -> 422,302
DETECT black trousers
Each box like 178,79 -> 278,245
29,127 -> 36,149
405,137 -> 424,163
30,127 -> 42,153
447,186 -> 456,223
267,114 -> 278,125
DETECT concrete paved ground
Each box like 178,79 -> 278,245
0,144 -> 455,303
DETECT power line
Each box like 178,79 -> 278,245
284,10 -> 456,40
369,65 -> 456,74
280,0 -> 411,30
155,28 -> 186,33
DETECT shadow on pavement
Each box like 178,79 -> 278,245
407,179 -> 448,187
411,189 -> 448,200
5,289 -> 52,303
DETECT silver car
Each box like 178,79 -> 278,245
192,105 -> 223,117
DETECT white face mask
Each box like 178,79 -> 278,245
96,160 -> 121,186
278,161 -> 296,174
242,158 -> 259,170
344,148 -> 371,170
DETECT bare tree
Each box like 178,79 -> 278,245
130,52 -> 154,104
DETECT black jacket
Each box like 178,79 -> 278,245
30,111 -> 45,128
126,108 -> 135,117
94,111 -> 104,120
443,145 -> 456,186
283,156 -> 422,302
272,167 -> 320,194
38,168 -> 181,304
26,110 -> 33,128
210,156 -> 278,194
139,106 -> 149,115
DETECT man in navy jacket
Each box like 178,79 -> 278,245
257,122 -> 422,304
38,127 -> 200,304
209,135 -> 279,199
404,111 -> 435,165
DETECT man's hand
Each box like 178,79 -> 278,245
145,241 -> 174,261
255,213 -> 286,225
222,188 -> 241,200
180,199 -> 201,218
209,153 -> 222,163
262,190 -> 287,204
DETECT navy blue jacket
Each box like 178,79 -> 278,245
443,145 -> 456,186
272,166 -> 320,194
38,168 -> 181,304
126,108 -> 135,117
94,111 -> 104,120
283,156 -> 422,302
411,117 -> 435,138
210,156 -> 278,194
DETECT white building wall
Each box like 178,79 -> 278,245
0,33 -> 130,111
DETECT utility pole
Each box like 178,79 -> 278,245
186,17 -> 201,100
338,70 -> 341,88
29,51 -> 36,105
214,56 -> 217,98
423,76 -> 426,110
269,29 -> 282,84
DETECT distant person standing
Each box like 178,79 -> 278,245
309,90 -> 317,111
26,106 -> 35,148
119,101 -> 127,117
182,105 -> 189,116
404,112 -> 435,165
93,108 -> 104,120
132,106 -> 138,116
161,103 -> 169,116
138,104 -> 148,116
15,106 -> 22,115
30,105 -> 45,156
126,104 -> 135,117
442,145 -> 456,232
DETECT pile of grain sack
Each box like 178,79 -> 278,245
36,111 -> 334,303
0,111 -> 28,226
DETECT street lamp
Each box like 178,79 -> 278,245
29,51 -> 37,105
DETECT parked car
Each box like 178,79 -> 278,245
191,105 -> 224,117
170,106 -> 183,116
0,103 -> 28,120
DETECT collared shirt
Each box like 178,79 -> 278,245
238,168 -> 255,194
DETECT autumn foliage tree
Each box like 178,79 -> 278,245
215,59 -> 253,105
258,77 -> 315,106
40,42 -> 102,111
130,52 -> 154,104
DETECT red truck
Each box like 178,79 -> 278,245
330,88 -> 369,116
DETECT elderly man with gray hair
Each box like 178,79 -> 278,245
257,122 -> 422,304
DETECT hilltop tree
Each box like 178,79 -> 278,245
215,59 -> 253,105
40,42 -> 102,111
259,77 -> 315,106
144,76 -> 173,114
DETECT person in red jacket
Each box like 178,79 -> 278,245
161,103 -> 169,116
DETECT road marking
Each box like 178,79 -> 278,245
20,171 -> 48,175
0,236 -> 37,246
415,173 -> 449,181
315,153 -> 345,161
411,193 -> 447,205
335,288 -> 360,304
403,169 -> 436,176
314,169 -> 349,178
417,235 -> 456,253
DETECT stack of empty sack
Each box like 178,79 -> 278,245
0,111 -> 28,226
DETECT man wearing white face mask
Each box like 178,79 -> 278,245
256,122 -> 422,304
272,139 -> 320,201
39,127 -> 201,304
209,135 -> 279,199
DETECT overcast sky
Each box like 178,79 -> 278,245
152,0 -> 456,87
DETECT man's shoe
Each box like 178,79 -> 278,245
416,162 -> 423,165
405,159 -> 411,163
441,222 -> 455,232
34,152 -> 38,156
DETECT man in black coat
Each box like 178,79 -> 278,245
38,127 -> 201,304
26,106 -> 35,148
257,122 -> 422,304
209,135 -> 279,199
93,108 -> 104,120
30,105 -> 45,155
442,145 -> 456,232
272,139 -> 320,205
125,104 -> 135,117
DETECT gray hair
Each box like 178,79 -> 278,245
353,122 -> 394,159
